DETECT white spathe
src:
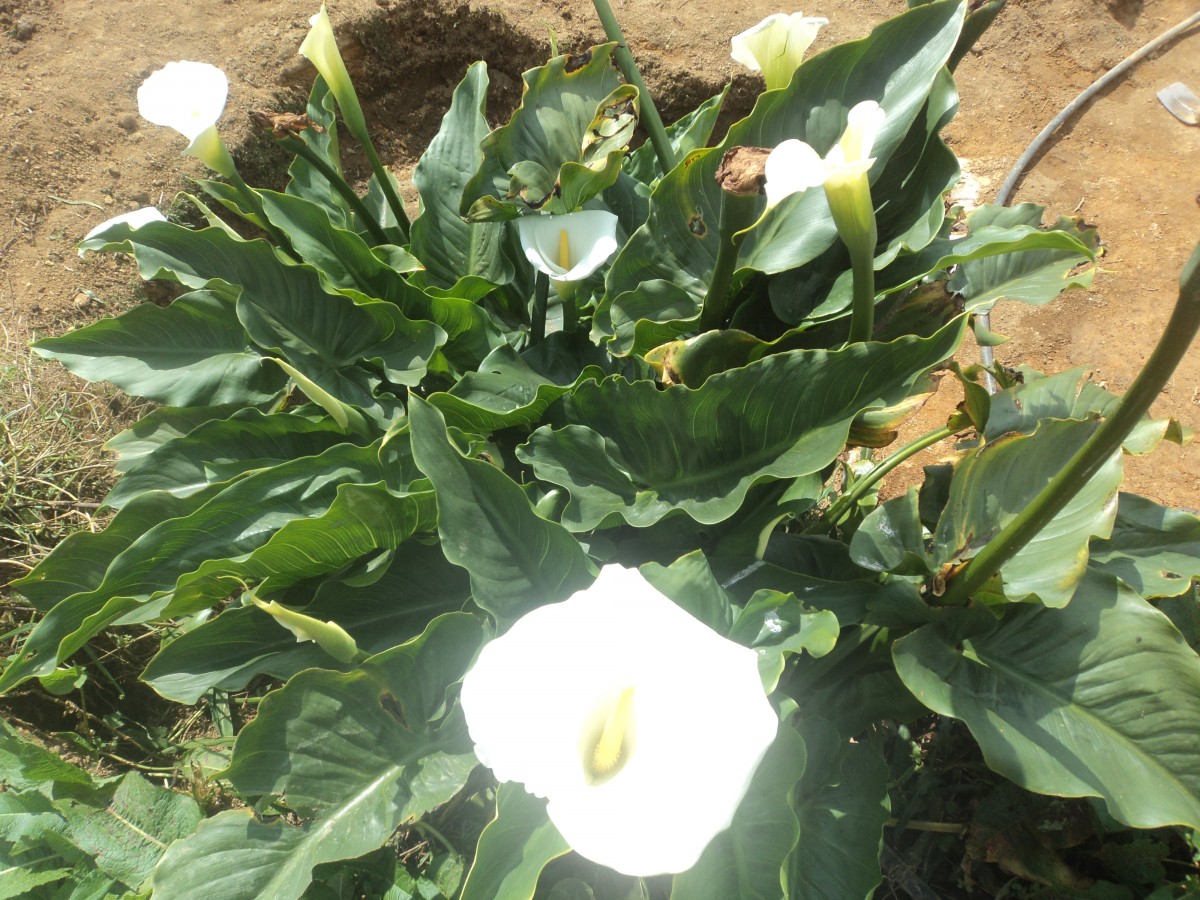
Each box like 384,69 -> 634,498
515,210 -> 619,284
299,5 -> 367,137
731,13 -> 828,92
460,565 -> 779,877
83,207 -> 166,242
137,61 -> 228,144
764,99 -> 886,207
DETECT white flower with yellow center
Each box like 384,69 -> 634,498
460,565 -> 779,877
137,60 -> 235,178
765,99 -> 885,250
765,99 -> 886,342
731,13 -> 828,92
515,210 -> 619,286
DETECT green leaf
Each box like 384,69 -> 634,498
284,76 -> 348,222
411,62 -> 511,289
894,572 -> 1200,830
730,591 -> 840,692
1,442 -> 400,692
155,615 -> 483,900
104,408 -> 353,508
669,722 -> 804,900
459,785 -> 570,900
461,43 -> 626,218
520,318 -> 965,530
788,718 -> 890,900
0,863 -> 73,900
640,551 -> 735,635
74,219 -> 445,403
166,480 -> 435,614
427,344 -> 604,433
59,772 -> 202,889
934,417 -> 1123,606
143,542 -> 469,703
948,204 -> 1099,307
985,365 -> 1188,455
32,290 -> 285,406
851,487 -> 937,577
0,721 -> 93,790
408,396 -> 593,621
9,491 -> 210,613
1089,493 -> 1200,599
256,190 -> 422,296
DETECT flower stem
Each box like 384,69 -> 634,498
278,135 -> 391,247
360,141 -> 411,243
531,271 -> 550,345
938,240 -> 1200,607
560,286 -> 579,335
228,170 -> 302,263
589,0 -> 677,175
846,244 -> 877,344
816,424 -> 955,529
699,192 -> 759,331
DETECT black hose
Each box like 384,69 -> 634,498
977,10 -> 1200,383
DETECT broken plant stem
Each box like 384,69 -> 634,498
589,0 -> 677,175
279,135 -> 391,246
939,240 -> 1200,607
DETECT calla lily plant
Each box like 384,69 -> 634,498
460,565 -> 779,877
731,12 -> 828,91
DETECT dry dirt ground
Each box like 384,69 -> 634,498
1,0 -> 1199,526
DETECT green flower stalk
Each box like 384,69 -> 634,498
300,5 -> 411,240
765,100 -> 886,343
938,240 -> 1200,606
589,0 -> 676,174
517,210 -> 620,337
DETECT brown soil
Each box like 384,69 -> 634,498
2,0 -> 1199,510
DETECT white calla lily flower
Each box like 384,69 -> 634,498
137,61 -> 236,178
731,13 -> 828,92
81,207 -> 167,249
765,100 -> 885,342
764,99 -> 886,207
516,210 -> 619,284
460,565 -> 779,877
299,5 -> 368,138
137,60 -> 227,142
